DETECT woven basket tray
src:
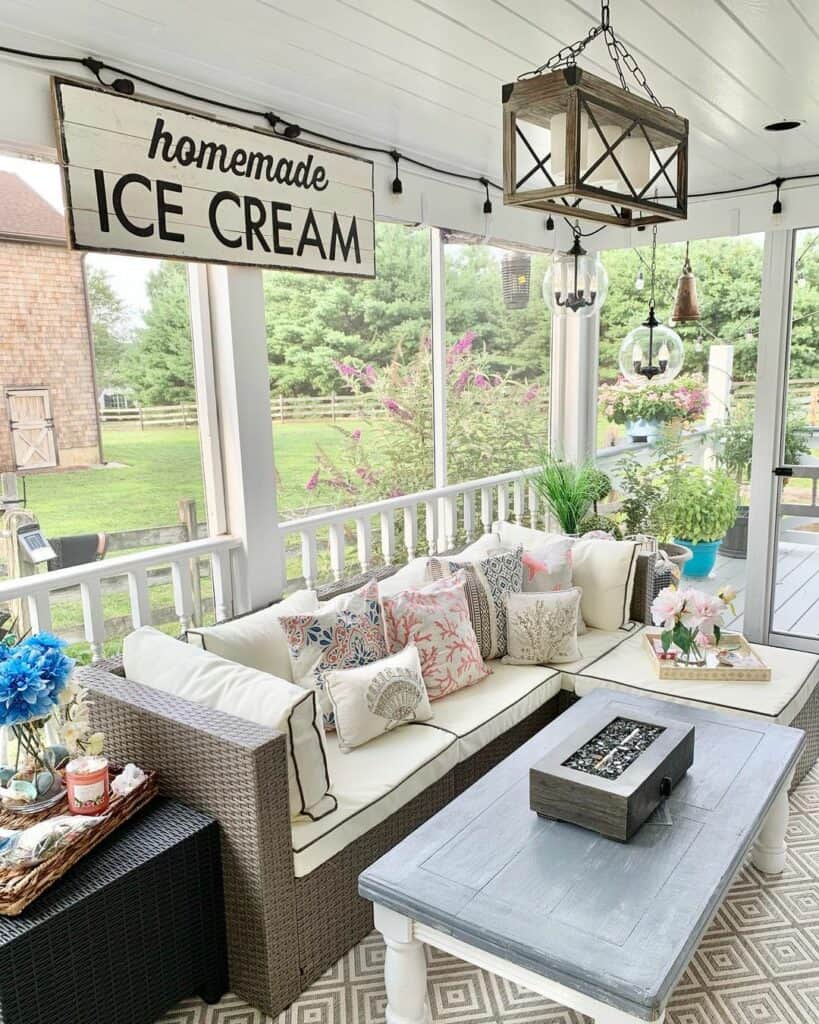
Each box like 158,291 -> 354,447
0,765 -> 158,916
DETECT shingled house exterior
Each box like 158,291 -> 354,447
0,170 -> 101,473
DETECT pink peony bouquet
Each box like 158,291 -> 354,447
650,584 -> 736,665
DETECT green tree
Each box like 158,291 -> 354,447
85,266 -> 132,390
124,262 -> 195,405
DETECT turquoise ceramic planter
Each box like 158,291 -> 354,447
674,538 -> 721,578
626,418 -> 661,443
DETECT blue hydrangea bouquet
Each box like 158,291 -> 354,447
0,632 -> 74,810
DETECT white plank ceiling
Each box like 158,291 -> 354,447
2,0 -> 819,195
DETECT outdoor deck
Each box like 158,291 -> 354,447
700,542 -> 819,641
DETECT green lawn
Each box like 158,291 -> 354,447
23,420 -> 359,538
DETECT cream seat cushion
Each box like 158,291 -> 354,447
291,724 -> 458,877
425,661 -> 561,762
557,626 -> 643,679
187,588 -> 318,681
573,630 -> 819,724
123,626 -> 334,821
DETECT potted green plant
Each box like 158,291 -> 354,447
531,455 -> 600,535
713,399 -> 811,558
615,435 -> 692,567
670,466 -> 739,577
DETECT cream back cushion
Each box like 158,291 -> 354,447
571,538 -> 639,631
187,588 -> 317,681
123,626 -> 334,821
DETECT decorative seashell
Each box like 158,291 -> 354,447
8,779 -> 37,802
366,668 -> 423,726
0,766 -> 15,787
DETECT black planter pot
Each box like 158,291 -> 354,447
720,505 -> 749,559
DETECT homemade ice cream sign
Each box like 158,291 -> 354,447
51,78 -> 375,277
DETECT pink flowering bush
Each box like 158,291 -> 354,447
305,332 -> 548,504
599,375 -> 708,426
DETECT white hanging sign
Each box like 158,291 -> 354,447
52,78 -> 375,277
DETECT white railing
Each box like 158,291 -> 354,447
279,467 -> 546,589
279,431 -> 713,589
0,535 -> 240,662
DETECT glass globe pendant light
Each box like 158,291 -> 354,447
618,225 -> 684,382
543,223 -> 609,320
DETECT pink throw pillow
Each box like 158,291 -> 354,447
382,573 -> 490,701
521,535 -> 574,592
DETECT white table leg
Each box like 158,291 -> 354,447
752,773 -> 793,875
375,904 -> 431,1024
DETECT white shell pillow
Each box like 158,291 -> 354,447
571,538 -> 639,631
326,646 -> 432,753
123,626 -> 334,822
502,590 -> 582,666
187,587 -> 318,682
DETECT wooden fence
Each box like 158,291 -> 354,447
101,393 -> 381,427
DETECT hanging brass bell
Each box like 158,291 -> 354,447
671,244 -> 700,323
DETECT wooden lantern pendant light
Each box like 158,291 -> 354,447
671,241 -> 701,323
502,0 -> 689,229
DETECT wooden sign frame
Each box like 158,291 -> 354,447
52,76 -> 376,278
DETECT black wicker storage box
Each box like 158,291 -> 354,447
0,799 -> 226,1024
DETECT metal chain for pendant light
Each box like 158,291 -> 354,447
520,0 -> 674,112
648,224 -> 658,313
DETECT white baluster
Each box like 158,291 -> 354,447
211,549 -> 233,621
380,511 -> 395,566
528,483 -> 539,529
444,495 -> 458,551
496,483 -> 510,525
27,591 -> 52,634
513,479 -> 526,525
328,522 -> 346,582
356,517 -> 372,573
423,500 -> 438,556
170,559 -> 195,634
79,579 -> 105,663
300,529 -> 319,590
480,486 -> 493,534
403,506 -> 418,561
0,727 -> 8,768
126,569 -> 152,628
463,490 -> 475,542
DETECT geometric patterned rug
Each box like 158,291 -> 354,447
156,764 -> 819,1024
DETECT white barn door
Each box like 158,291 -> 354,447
7,388 -> 57,470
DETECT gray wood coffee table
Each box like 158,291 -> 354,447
359,689 -> 804,1024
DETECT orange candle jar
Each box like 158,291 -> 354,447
65,756 -> 110,815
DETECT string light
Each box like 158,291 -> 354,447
3,42 -> 819,222
481,177 -> 492,214
546,215 -> 555,231
390,151 -> 403,195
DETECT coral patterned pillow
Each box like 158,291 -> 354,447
281,579 -> 387,728
382,574 -> 490,701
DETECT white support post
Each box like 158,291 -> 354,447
189,264 -> 286,612
744,230 -> 796,643
704,344 -> 734,470
430,227 -> 448,551
549,308 -> 600,464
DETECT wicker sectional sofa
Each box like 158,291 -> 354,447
78,555 -> 819,1020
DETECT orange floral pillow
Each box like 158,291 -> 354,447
382,573 -> 490,700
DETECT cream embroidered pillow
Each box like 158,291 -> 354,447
502,589 -> 582,666
326,646 -> 432,753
